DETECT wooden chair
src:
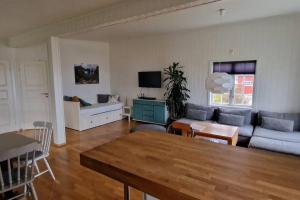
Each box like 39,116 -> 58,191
0,142 -> 39,200
32,121 -> 56,181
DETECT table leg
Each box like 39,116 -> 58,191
124,184 -> 130,200
142,193 -> 147,200
228,133 -> 238,146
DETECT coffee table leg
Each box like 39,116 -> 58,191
228,133 -> 238,146
124,184 -> 130,200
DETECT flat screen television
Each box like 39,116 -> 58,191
138,71 -> 161,88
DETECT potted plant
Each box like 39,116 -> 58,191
163,62 -> 190,119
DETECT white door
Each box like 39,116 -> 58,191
0,61 -> 15,133
20,61 -> 50,129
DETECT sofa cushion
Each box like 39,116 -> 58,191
186,103 -> 216,120
238,125 -> 254,137
249,136 -> 300,156
218,113 -> 245,127
253,127 -> 300,143
97,94 -> 110,103
262,117 -> 294,132
219,108 -> 252,125
186,109 -> 207,121
258,110 -> 300,131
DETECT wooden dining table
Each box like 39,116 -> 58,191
0,132 -> 37,155
80,131 -> 300,200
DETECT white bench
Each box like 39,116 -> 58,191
64,101 -> 124,131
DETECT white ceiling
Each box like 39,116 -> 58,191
0,0 -> 127,39
65,0 -> 300,42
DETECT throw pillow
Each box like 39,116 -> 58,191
108,95 -> 120,103
97,94 -> 110,103
63,96 -> 73,101
185,103 -> 216,120
72,96 -> 80,102
186,109 -> 207,121
79,98 -> 92,107
219,108 -> 252,125
218,113 -> 245,127
262,117 -> 294,132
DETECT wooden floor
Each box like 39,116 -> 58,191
23,120 -> 143,200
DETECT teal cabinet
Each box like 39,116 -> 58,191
132,99 -> 168,125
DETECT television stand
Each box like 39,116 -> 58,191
138,97 -> 157,100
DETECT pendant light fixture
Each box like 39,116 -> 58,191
205,8 -> 234,94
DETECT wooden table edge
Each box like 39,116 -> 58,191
80,152 -> 198,200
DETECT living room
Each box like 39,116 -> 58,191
0,0 -> 300,199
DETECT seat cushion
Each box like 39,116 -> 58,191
249,136 -> 300,156
219,108 -> 252,125
238,125 -> 254,137
253,127 -> 300,142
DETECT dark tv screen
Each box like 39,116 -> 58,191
138,71 -> 161,88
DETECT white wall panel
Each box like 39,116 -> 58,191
60,39 -> 111,104
110,14 -> 300,112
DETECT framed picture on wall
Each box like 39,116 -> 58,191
74,64 -> 99,84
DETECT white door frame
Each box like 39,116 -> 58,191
0,60 -> 16,133
48,37 -> 66,145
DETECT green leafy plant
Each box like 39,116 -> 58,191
163,62 -> 190,119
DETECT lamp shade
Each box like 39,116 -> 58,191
205,72 -> 234,94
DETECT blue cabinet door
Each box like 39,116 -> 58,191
132,104 -> 142,120
154,105 -> 165,124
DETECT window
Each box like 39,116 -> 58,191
209,60 -> 256,107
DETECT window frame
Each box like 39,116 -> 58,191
207,60 -> 257,108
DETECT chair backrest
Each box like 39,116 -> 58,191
0,142 -> 38,193
33,121 -> 53,155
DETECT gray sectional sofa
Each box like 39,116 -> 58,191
184,103 -> 300,155
249,110 -> 300,156
185,103 -> 255,147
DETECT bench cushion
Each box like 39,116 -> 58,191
238,125 -> 254,137
80,102 -> 123,116
253,127 -> 300,143
249,136 -> 300,156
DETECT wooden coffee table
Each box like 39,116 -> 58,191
172,119 -> 239,146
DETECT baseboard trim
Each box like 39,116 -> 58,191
53,143 -> 66,147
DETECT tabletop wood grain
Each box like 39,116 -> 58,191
80,132 -> 300,200
0,132 -> 37,155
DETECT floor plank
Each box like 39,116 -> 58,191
22,120 -> 142,200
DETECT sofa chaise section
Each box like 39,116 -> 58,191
249,111 -> 300,155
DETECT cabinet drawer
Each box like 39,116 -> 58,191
133,99 -> 153,105
142,105 -> 153,112
152,101 -> 166,106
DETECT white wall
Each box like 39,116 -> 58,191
110,14 -> 300,112
60,39 -> 111,104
